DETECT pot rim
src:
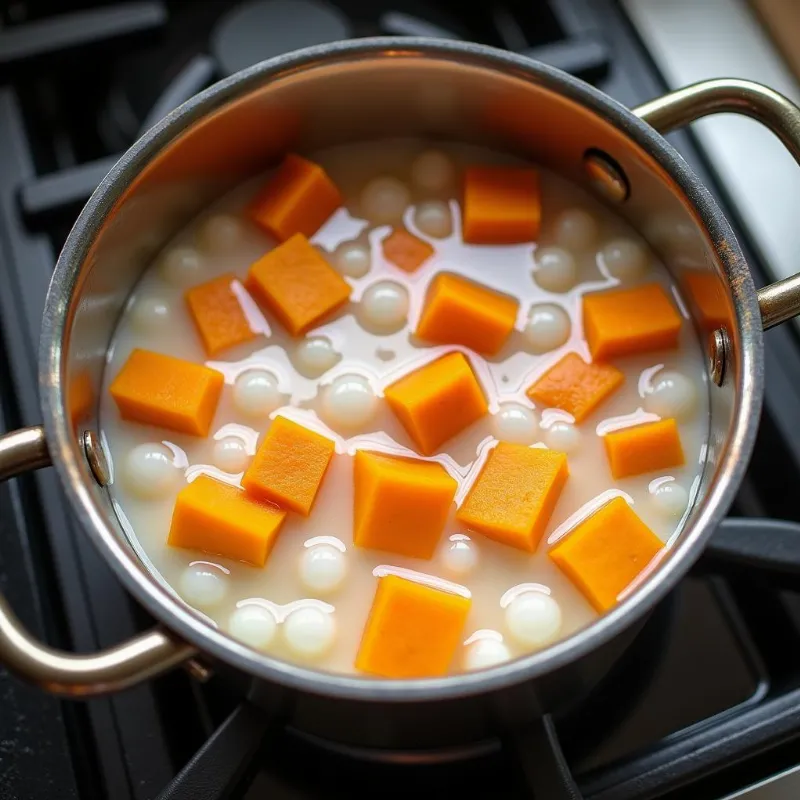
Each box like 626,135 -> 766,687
39,37 -> 762,702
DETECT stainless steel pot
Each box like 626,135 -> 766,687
2,38 -> 800,748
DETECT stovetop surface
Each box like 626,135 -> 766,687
3,1 -> 800,799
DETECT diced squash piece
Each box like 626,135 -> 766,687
603,418 -> 684,479
242,416 -> 335,515
416,273 -> 519,356
457,443 -> 568,552
168,474 -> 286,567
526,352 -> 624,423
69,369 -> 94,431
462,165 -> 541,244
384,352 -> 488,456
583,283 -> 682,360
356,574 -> 471,678
683,271 -> 729,330
382,229 -> 435,272
245,233 -> 351,336
549,496 -> 664,611
249,153 -> 342,241
109,348 -> 223,436
354,451 -> 457,559
185,273 -> 257,356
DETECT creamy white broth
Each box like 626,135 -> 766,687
99,139 -> 709,675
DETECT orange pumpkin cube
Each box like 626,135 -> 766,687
109,349 -> 223,436
462,166 -> 541,244
168,475 -> 286,567
583,283 -> 682,360
185,273 -> 258,356
249,153 -> 342,241
549,496 -> 664,611
356,574 -> 471,678
353,451 -> 457,560
526,352 -> 624,423
242,416 -> 335,515
382,229 -> 435,272
416,273 -> 519,355
246,233 -> 351,336
683,271 -> 730,330
384,352 -> 488,456
603,418 -> 685,479
457,443 -> 569,552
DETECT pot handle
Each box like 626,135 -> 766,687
633,78 -> 800,330
0,425 -> 197,696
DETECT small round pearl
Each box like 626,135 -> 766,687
299,545 -> 347,595
463,638 -> 512,670
180,565 -> 227,609
554,208 -> 598,251
361,177 -> 411,224
410,150 -> 455,193
601,238 -> 648,281
196,214 -> 242,253
130,295 -> 170,332
533,246 -> 577,293
321,374 -> 378,430
492,404 -> 538,445
228,605 -> 277,649
122,443 -> 179,499
212,436 -> 249,474
359,280 -> 409,333
544,421 -> 580,453
505,591 -> 562,648
442,537 -> 479,576
644,371 -> 697,421
334,242 -> 371,278
523,304 -> 571,354
284,607 -> 335,659
414,200 -> 452,238
651,481 -> 689,518
233,370 -> 281,417
294,337 -> 341,378
160,246 -> 202,286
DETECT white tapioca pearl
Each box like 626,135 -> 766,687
228,605 -> 277,649
212,436 -> 249,474
130,295 -> 171,332
491,403 -> 538,445
179,564 -> 227,609
360,177 -> 411,224
601,237 -> 648,281
505,591 -> 562,648
532,246 -> 577,293
543,421 -> 581,453
294,337 -> 341,378
196,214 -> 243,253
334,241 -> 371,278
554,208 -> 599,251
650,481 -> 689,519
233,370 -> 281,417
122,443 -> 179,499
442,535 -> 479,576
644,371 -> 698,421
359,280 -> 409,333
523,304 -> 571,354
159,246 -> 202,286
321,374 -> 378,430
284,607 -> 335,659
299,544 -> 347,595
414,200 -> 452,238
410,150 -> 455,193
463,638 -> 512,670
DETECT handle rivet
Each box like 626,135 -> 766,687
709,327 -> 729,387
83,430 -> 111,487
583,149 -> 630,203
184,658 -> 213,682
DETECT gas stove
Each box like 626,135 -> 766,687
3,1 -> 800,798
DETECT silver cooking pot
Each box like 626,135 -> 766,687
2,38 -> 800,749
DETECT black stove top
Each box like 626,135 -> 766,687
4,2 -> 800,798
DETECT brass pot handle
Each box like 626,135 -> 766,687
0,425 -> 197,696
633,78 -> 800,331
